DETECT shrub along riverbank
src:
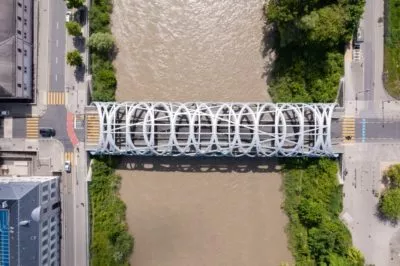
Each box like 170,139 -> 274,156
383,0 -> 400,98
88,0 -> 133,265
266,0 -> 365,264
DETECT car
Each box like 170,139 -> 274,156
0,110 -> 10,117
64,161 -> 71,173
39,128 -> 56,137
66,11 -> 72,22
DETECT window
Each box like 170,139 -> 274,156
51,225 -> 55,232
51,216 -> 55,222
24,67 -> 27,73
50,192 -> 55,198
42,249 -> 48,256
43,207 -> 48,214
51,183 -> 56,189
17,30 -> 21,35
42,258 -> 48,264
52,202 -> 60,210
17,66 -> 21,70
50,252 -> 55,258
42,239 -> 48,246
17,48 -> 22,53
24,49 -> 27,56
43,185 -> 48,192
50,234 -> 55,241
42,220 -> 48,227
50,243 -> 55,250
17,83 -> 21,88
24,19 -> 27,26
42,230 -> 48,237
24,6 -> 27,12
17,16 -> 21,21
42,195 -> 48,202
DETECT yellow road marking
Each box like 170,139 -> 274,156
26,117 -> 39,139
342,116 -> 355,143
86,114 -> 100,144
47,92 -> 65,105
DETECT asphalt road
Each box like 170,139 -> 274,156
50,0 -> 66,92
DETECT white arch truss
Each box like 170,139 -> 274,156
90,102 -> 337,157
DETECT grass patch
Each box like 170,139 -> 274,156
384,0 -> 400,98
89,159 -> 134,266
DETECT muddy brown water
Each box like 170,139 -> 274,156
111,0 -> 292,265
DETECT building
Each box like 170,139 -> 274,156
0,0 -> 33,100
0,176 -> 61,266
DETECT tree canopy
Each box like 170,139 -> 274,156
385,164 -> 400,188
66,0 -> 84,9
65,21 -> 82,37
379,188 -> 400,220
66,50 -> 83,66
88,32 -> 115,55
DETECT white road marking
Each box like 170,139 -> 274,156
56,40 -> 59,47
55,74 -> 58,81
57,22 -> 59,29
55,57 -> 58,64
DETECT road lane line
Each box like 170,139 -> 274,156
55,74 -> 58,82
56,57 -> 58,64
57,22 -> 59,29
56,40 -> 59,47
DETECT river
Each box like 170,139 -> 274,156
111,0 -> 291,265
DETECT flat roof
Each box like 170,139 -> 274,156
0,0 -> 16,98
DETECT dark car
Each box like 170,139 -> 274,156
39,128 -> 56,137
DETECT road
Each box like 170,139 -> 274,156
342,0 -> 400,265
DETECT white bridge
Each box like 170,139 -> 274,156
85,102 -> 338,157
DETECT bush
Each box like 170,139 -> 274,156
66,21 -> 82,36
385,164 -> 400,188
88,32 -> 115,55
379,188 -> 400,220
89,5 -> 111,33
66,50 -> 83,66
89,159 -> 134,266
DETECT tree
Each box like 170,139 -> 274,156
66,50 -> 83,66
347,247 -> 365,266
88,32 -> 115,55
385,164 -> 400,188
379,188 -> 400,220
66,0 -> 84,9
298,199 -> 324,227
65,21 -> 82,37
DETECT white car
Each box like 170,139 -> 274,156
66,11 -> 72,22
64,160 -> 71,173
0,110 -> 10,117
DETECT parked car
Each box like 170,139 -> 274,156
64,160 -> 71,173
39,128 -> 56,137
66,11 -> 72,22
0,110 -> 10,117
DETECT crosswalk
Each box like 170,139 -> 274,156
26,117 -> 39,139
342,116 -> 355,143
86,114 -> 100,144
47,91 -> 65,105
64,152 -> 74,166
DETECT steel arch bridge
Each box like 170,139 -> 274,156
85,102 -> 337,157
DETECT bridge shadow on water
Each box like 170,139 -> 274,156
116,156 -> 280,173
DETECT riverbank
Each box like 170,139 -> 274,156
111,0 -> 292,265
88,0 -> 133,264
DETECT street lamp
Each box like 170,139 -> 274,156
355,89 -> 371,112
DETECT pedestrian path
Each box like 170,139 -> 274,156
342,116 -> 355,143
64,152 -> 74,166
47,92 -> 65,105
26,117 -> 39,139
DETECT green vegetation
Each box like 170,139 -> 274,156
266,0 -> 365,103
89,159 -> 134,266
66,50 -> 83,66
88,32 -> 115,55
88,1 -> 133,264
379,164 -> 400,220
282,159 -> 364,265
383,0 -> 400,98
265,1 -> 365,264
66,21 -> 82,37
66,0 -> 84,9
89,0 -> 116,101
